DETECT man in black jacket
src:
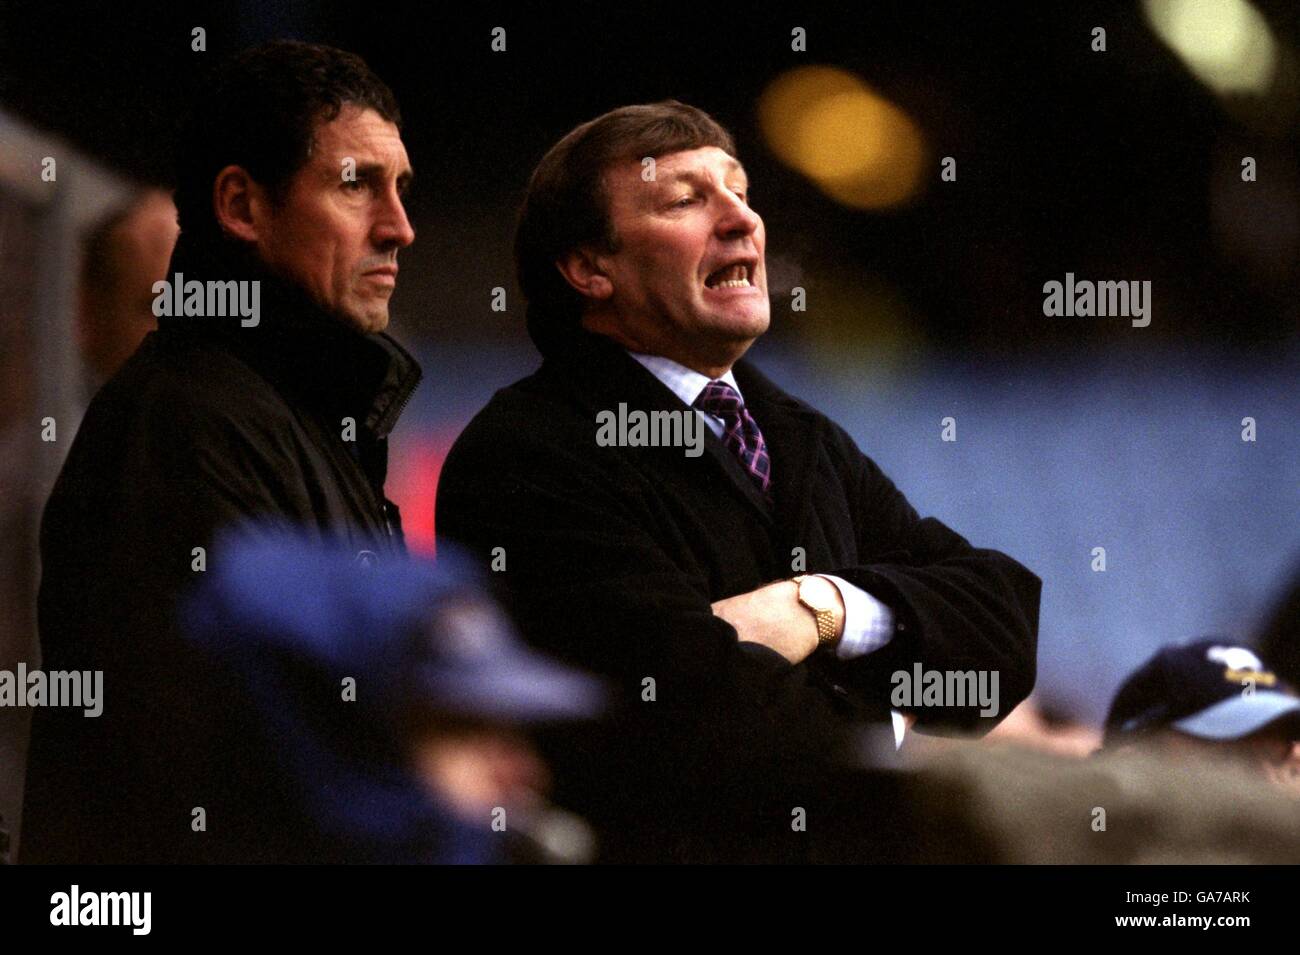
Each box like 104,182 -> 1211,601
22,41 -> 420,863
435,101 -> 1041,861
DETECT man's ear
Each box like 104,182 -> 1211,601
556,247 -> 613,303
212,165 -> 266,244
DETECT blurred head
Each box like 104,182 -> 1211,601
1138,726 -> 1300,792
175,40 -> 414,334
1104,641 -> 1300,793
517,101 -> 769,373
405,713 -> 548,821
79,190 -> 178,380
984,697 -> 1103,758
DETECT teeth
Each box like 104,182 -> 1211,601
706,263 -> 752,288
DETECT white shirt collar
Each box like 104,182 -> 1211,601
627,352 -> 744,408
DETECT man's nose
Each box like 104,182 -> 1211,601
714,190 -> 761,239
374,189 -> 416,249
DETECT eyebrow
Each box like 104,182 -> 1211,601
351,161 -> 415,191
658,163 -> 749,187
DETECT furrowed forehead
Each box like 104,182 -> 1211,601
310,107 -> 407,158
654,151 -> 746,181
600,148 -> 744,217
308,115 -> 413,182
610,154 -> 747,205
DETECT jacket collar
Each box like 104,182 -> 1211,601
156,234 -> 422,441
541,329 -> 825,530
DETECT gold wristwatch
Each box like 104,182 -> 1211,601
792,574 -> 840,649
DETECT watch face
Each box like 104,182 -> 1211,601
801,575 -> 836,610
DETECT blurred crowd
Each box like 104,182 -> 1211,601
176,530 -> 1300,864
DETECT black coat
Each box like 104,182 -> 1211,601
22,237 -> 422,863
435,329 -> 1040,862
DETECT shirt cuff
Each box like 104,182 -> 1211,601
890,711 -> 907,750
820,575 -> 895,661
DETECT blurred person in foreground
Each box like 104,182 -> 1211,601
978,696 -> 1102,758
889,642 -> 1300,863
24,40 -> 420,863
184,531 -> 604,864
436,101 -> 1041,861
77,189 -> 178,388
1101,640 -> 1300,795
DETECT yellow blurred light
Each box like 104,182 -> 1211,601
1143,0 -> 1277,95
802,92 -> 926,208
759,66 -> 927,209
758,66 -> 864,168
797,91 -> 896,181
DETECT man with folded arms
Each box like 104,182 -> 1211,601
436,101 -> 1041,862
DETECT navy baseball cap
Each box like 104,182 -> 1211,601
186,528 -> 605,725
1103,640 -> 1300,746
412,592 -> 606,724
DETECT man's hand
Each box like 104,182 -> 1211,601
711,579 -> 845,665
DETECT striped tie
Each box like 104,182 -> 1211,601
694,380 -> 772,497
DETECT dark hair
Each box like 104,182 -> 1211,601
514,101 -> 736,349
174,40 -> 400,244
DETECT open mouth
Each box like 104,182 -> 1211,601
704,261 -> 754,290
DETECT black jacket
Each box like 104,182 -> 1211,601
435,328 -> 1040,861
22,236 -> 421,863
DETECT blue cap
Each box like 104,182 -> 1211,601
1104,640 -> 1300,746
411,592 -> 606,723
185,527 -> 605,724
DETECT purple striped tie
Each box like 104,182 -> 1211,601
694,380 -> 772,497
